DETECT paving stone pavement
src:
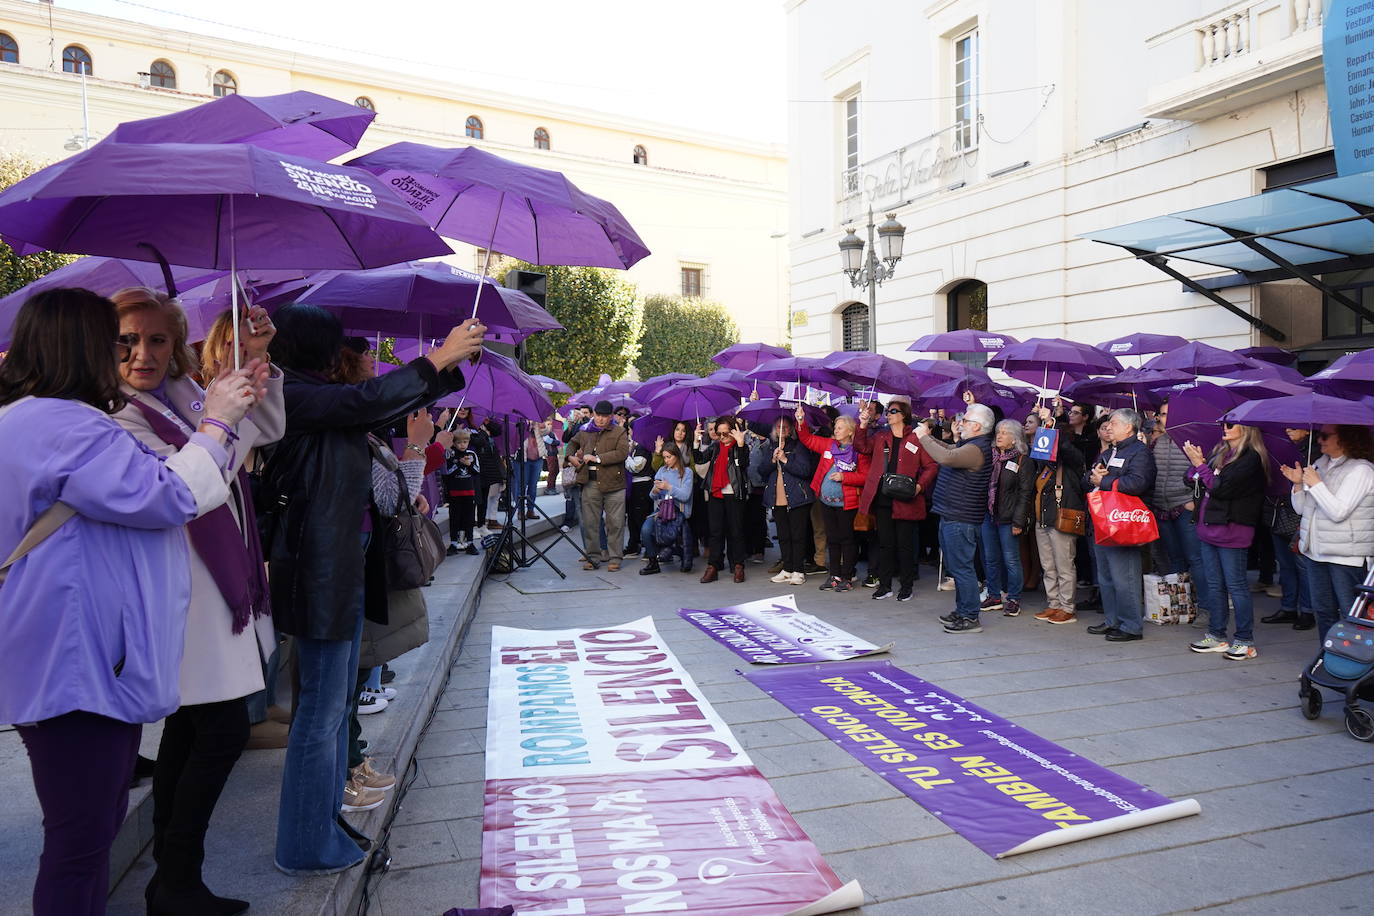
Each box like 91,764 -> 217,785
370,533 -> 1374,915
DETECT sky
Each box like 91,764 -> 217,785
61,0 -> 791,144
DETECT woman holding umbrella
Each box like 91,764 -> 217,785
256,304 -> 483,876
0,288 -> 262,916
752,415 -> 817,586
1282,425 -> 1374,639
109,288 -> 283,915
855,399 -> 938,602
796,405 -> 869,591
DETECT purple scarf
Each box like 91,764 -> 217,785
130,399 -> 270,634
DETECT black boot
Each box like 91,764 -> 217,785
639,557 -> 661,576
147,873 -> 248,916
338,815 -> 372,851
1293,614 -> 1316,631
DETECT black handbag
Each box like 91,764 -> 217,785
1266,494 -> 1301,539
383,484 -> 446,590
879,444 -> 917,500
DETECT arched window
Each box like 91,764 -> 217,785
62,45 -> 92,75
533,127 -> 550,150
841,302 -> 870,352
354,96 -> 375,111
465,116 -> 484,139
946,279 -> 989,369
0,33 -> 18,65
633,144 -> 648,166
148,60 -> 176,89
212,70 -> 237,97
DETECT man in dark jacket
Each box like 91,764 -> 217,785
568,400 -> 630,571
1083,408 -> 1157,642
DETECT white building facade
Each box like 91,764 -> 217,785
787,0 -> 1359,369
0,0 -> 789,344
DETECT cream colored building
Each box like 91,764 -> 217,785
787,0 -> 1362,371
0,0 -> 789,344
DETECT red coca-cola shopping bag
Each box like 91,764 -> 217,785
1087,481 -> 1159,546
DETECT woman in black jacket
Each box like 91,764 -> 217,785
258,305 -> 483,875
693,415 -> 751,583
981,420 -> 1036,617
1184,423 -> 1269,660
1031,434 -> 1085,625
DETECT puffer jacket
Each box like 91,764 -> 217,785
751,436 -> 817,508
1152,433 -> 1194,512
797,420 -> 869,511
1293,454 -> 1374,562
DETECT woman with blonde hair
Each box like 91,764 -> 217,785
1183,422 -> 1270,661
109,287 -> 283,914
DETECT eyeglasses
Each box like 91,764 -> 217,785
115,338 -> 132,363
1317,431 -> 1334,441
885,408 -> 903,415
1221,421 -> 1237,429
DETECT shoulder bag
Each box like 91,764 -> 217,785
1053,466 -> 1087,537
879,441 -> 918,501
371,439 -> 445,590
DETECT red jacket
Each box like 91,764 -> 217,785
797,420 -> 870,510
854,425 -> 938,520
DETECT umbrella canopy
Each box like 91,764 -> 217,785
985,338 -> 1121,388
906,358 -> 982,388
530,374 -> 572,395
914,377 -> 1036,419
103,90 -> 375,161
348,142 -> 650,268
294,261 -> 560,343
633,373 -> 700,404
820,351 -> 914,395
0,256 -> 224,349
598,392 -> 644,413
646,378 -> 741,422
0,141 -> 450,270
435,349 -> 552,421
737,398 -> 830,428
1221,361 -> 1308,385
711,342 -> 792,370
1223,393 -> 1374,430
1235,345 -> 1298,367
706,367 -> 782,398
1094,333 -> 1189,357
1061,367 -> 1194,410
1310,353 -> 1374,398
907,329 -> 1019,353
1142,341 -> 1251,375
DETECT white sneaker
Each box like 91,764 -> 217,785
357,692 -> 388,715
361,685 -> 397,702
789,571 -> 806,586
1189,634 -> 1230,653
937,577 -> 956,591
770,570 -> 793,584
1224,641 -> 1257,661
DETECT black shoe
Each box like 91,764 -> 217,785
1077,597 -> 1103,612
863,575 -> 880,588
943,616 -> 983,634
147,878 -> 249,916
338,816 -> 373,851
1292,614 -> 1316,631
1261,610 -> 1298,624
897,589 -> 913,602
1105,630 -> 1143,642
804,561 -> 827,576
465,543 -> 479,556
639,558 -> 661,576
872,589 -> 892,600
938,611 -> 958,624
819,577 -> 836,591
380,664 -> 395,685
1085,622 -> 1113,635
446,543 -> 460,556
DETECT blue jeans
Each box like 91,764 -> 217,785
275,539 -> 368,874
1155,509 -> 1212,615
514,458 -> 542,510
939,520 -> 981,619
563,483 -> 581,527
1300,555 -> 1367,639
1199,540 -> 1254,642
1094,543 -> 1144,636
979,517 -> 1023,601
1272,531 -> 1312,613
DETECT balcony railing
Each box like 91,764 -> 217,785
1196,0 -> 1320,71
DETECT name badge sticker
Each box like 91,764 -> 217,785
1108,457 -> 1125,468
1005,461 -> 1019,473
904,441 -> 919,454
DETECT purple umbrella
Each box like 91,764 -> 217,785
178,269 -> 316,343
707,367 -> 781,398
436,349 -> 552,421
1223,393 -> 1374,431
530,374 -> 572,395
914,377 -> 1036,418
711,342 -> 792,370
1310,354 -> 1374,398
1142,341 -> 1251,375
103,90 -> 375,161
1161,381 -> 1309,463
1223,360 -> 1308,385
646,379 -> 741,424
294,261 -> 560,343
0,256 -> 224,349
737,398 -> 829,428
906,358 -> 982,388
595,380 -> 643,400
820,351 -> 914,396
633,373 -> 700,404
1236,345 -> 1298,367
985,338 -> 1121,389
907,329 -> 1019,353
598,392 -> 644,413
1061,367 -> 1195,410
746,357 -> 854,399
1094,333 -> 1189,357
348,142 -> 650,271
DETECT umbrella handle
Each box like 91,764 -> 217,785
136,242 -> 178,298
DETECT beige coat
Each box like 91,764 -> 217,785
112,370 -> 284,706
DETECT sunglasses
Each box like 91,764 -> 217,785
1221,421 -> 1237,429
1317,431 -> 1334,440
885,408 -> 904,415
115,339 -> 132,363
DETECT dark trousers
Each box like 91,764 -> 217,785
874,505 -> 917,592
706,497 -> 747,570
627,480 -> 653,552
18,711 -> 142,915
772,503 -> 810,573
448,492 -> 476,542
477,483 -> 492,524
745,491 -> 769,555
152,698 -> 250,890
821,504 -> 858,579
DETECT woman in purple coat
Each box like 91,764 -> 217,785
0,289 -> 265,916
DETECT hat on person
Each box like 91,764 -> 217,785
594,399 -> 614,415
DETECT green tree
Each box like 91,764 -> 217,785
635,294 -> 739,379
497,261 -> 643,393
0,153 -> 77,298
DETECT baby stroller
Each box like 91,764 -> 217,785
1298,564 -> 1374,741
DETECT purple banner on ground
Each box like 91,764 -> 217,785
679,595 -> 892,665
745,660 -> 1199,858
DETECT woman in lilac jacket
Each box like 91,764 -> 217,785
0,289 -> 262,916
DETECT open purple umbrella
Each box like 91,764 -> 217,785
436,349 -> 552,421
598,392 -> 644,413
1310,352 -> 1374,398
646,379 -> 741,425
906,358 -> 982,387
348,142 -> 650,272
985,338 -> 1121,389
907,329 -> 1018,353
914,377 -> 1036,419
1223,360 -> 1308,385
746,357 -> 854,399
1223,393 -> 1374,431
1060,367 -> 1195,410
103,90 -> 375,161
1142,341 -> 1251,375
530,374 -> 571,395
821,351 -> 914,396
737,398 -> 829,428
1236,345 -> 1298,367
633,373 -> 699,404
707,367 -> 781,398
1094,333 -> 1189,357
711,342 -> 792,370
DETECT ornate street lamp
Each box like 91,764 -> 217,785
838,208 -> 905,350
